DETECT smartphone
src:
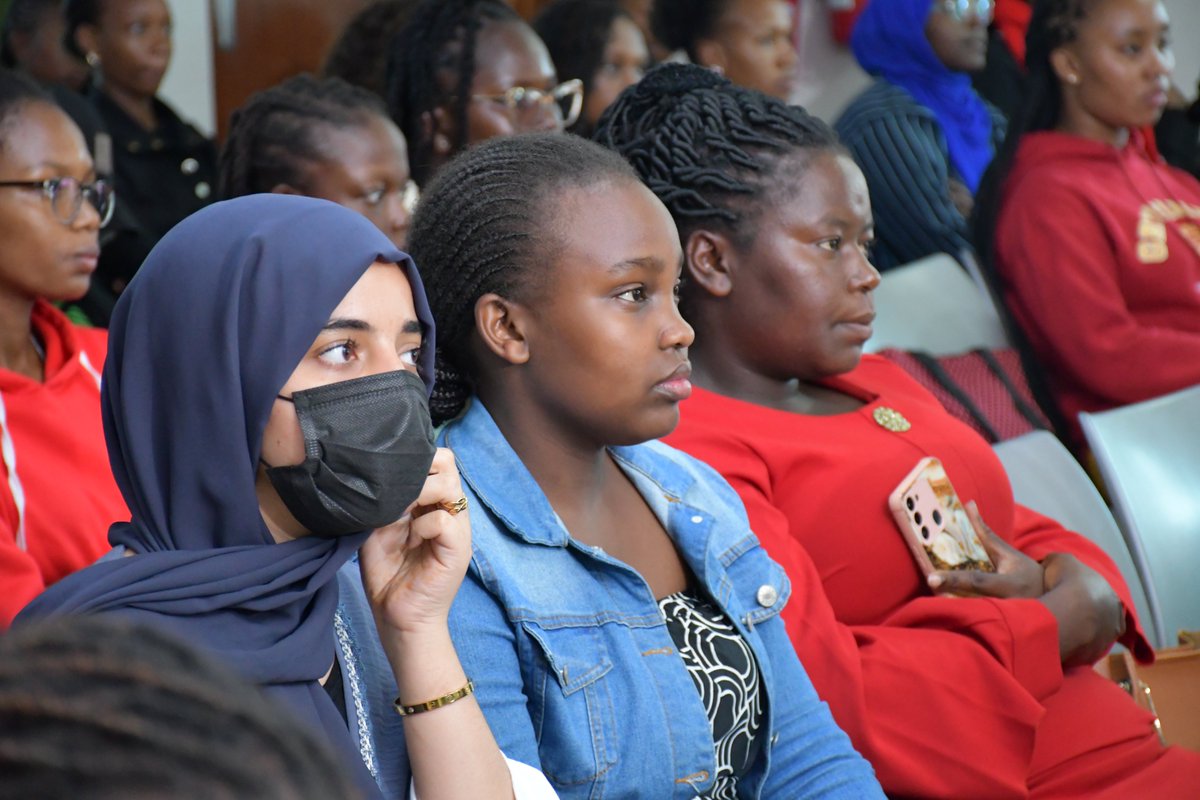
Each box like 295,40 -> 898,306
888,457 -> 995,578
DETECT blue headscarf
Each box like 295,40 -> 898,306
18,195 -> 437,797
852,0 -> 994,192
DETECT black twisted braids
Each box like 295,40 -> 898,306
387,0 -> 522,187
323,0 -> 421,100
0,616 -> 360,800
969,0 -> 1096,442
408,132 -> 638,424
532,0 -> 628,134
594,62 -> 837,250
1,0 -> 59,68
0,67 -> 51,149
218,73 -> 389,199
649,0 -> 730,61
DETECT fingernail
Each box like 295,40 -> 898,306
928,574 -> 943,589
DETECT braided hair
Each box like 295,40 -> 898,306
649,0 -> 730,61
387,0 -> 523,187
594,62 -> 837,250
969,0 -> 1097,442
323,0 -> 420,100
408,132 -> 638,423
0,67 -> 52,150
219,73 -> 390,199
0,616 -> 360,799
973,0 -> 1097,276
532,0 -> 630,134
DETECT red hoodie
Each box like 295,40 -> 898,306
995,130 -> 1200,444
0,301 -> 127,626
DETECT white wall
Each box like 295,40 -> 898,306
158,0 -> 216,137
1164,0 -> 1199,101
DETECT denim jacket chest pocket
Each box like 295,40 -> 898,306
518,622 -> 620,788
708,531 -> 792,641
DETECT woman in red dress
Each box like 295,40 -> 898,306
596,61 -> 1200,798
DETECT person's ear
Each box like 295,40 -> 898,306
693,38 -> 727,76
1049,45 -> 1082,88
685,229 -> 736,298
422,107 -> 456,156
73,23 -> 100,64
474,293 -> 530,365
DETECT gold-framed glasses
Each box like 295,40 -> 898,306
0,176 -> 115,228
939,0 -> 994,23
471,79 -> 584,129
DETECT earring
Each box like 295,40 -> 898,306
85,52 -> 100,68
1066,74 -> 1079,85
432,132 -> 451,155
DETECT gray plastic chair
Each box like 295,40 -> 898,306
1079,385 -> 1200,647
993,430 -> 1162,648
865,252 -> 1010,355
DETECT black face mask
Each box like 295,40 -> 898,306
264,370 -> 436,537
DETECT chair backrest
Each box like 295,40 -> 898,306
993,430 -> 1162,648
866,252 -> 1010,355
1079,385 -> 1200,647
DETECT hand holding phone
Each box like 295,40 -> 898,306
888,457 -> 995,578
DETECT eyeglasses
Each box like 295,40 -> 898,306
939,0 -> 994,23
471,79 -> 584,129
0,176 -> 115,228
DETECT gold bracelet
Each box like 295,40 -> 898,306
393,679 -> 475,716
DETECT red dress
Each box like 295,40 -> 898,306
665,355 -> 1199,799
0,301 -> 127,626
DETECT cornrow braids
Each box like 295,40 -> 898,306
219,73 -> 389,199
0,67 -> 52,150
0,616 -> 360,800
532,0 -> 628,134
593,62 -> 837,247
323,0 -> 421,99
408,132 -> 638,423
387,0 -> 522,187
649,0 -> 730,61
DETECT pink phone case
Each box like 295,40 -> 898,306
887,457 -> 995,577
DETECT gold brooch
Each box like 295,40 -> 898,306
873,406 -> 911,432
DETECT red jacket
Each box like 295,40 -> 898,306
0,301 -> 127,626
996,130 -> 1200,444
666,356 -> 1198,798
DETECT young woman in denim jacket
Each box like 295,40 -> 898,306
407,133 -> 883,799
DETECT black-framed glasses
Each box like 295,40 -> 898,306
471,79 -> 584,129
939,0 -> 994,23
0,176 -> 115,228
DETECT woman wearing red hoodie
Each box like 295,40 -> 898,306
0,69 -> 127,626
975,0 -> 1200,447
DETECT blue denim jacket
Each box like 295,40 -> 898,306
441,401 -> 883,799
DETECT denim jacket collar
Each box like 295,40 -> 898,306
442,399 -> 700,549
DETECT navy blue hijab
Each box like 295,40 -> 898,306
852,0 -> 995,192
18,194 -> 437,796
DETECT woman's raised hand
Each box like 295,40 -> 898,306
359,447 -> 473,637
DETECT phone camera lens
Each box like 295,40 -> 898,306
906,497 -> 915,511
920,526 -> 930,540
914,511 -> 923,525
932,509 -> 942,525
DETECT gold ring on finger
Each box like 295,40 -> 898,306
437,496 -> 469,515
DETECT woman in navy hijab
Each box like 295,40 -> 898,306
17,195 -> 554,800
835,0 -> 1003,270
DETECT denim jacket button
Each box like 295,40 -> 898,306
690,515 -> 704,524
756,584 -> 779,608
